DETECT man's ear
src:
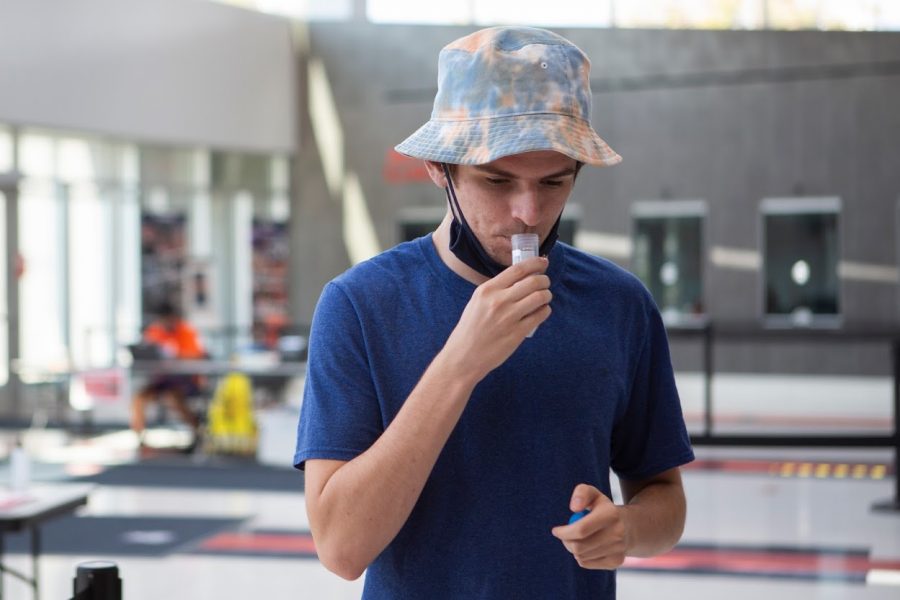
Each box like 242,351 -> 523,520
423,160 -> 449,189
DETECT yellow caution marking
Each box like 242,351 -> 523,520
765,461 -> 888,480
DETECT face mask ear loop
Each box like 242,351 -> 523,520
442,163 -> 468,229
540,211 -> 563,257
442,163 -> 506,277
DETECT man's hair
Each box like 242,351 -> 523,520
441,161 -> 584,179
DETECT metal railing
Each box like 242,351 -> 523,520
668,322 -> 900,512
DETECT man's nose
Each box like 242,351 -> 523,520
510,188 -> 542,226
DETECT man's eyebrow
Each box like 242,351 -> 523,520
472,165 -> 577,179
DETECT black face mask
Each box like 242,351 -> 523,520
442,163 -> 562,279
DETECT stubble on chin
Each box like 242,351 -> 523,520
485,238 -> 513,267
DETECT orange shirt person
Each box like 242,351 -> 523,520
143,317 -> 205,360
131,302 -> 206,445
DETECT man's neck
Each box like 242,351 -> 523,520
432,213 -> 490,286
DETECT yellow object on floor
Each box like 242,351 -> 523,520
206,372 -> 257,455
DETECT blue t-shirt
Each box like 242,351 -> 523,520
295,234 -> 694,599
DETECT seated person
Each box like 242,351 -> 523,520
130,302 -> 206,441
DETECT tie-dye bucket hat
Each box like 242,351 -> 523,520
395,26 -> 622,167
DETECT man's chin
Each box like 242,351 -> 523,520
485,246 -> 511,267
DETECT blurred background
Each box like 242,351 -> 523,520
0,0 -> 898,598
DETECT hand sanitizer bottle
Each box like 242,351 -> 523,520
10,438 -> 30,493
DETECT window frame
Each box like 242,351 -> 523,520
759,196 -> 843,329
630,198 -> 708,327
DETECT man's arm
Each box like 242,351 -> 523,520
305,258 -> 552,581
619,467 -> 687,556
551,467 -> 687,569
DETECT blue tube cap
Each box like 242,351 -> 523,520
568,509 -> 590,525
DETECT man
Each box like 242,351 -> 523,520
295,26 -> 694,598
130,301 -> 205,439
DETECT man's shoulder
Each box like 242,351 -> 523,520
330,237 -> 427,296
558,242 -> 649,296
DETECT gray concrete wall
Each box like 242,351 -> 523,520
0,0 -> 296,153
293,23 -> 900,375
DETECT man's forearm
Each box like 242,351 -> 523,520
619,473 -> 687,558
311,350 -> 477,579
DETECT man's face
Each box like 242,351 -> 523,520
447,151 -> 578,266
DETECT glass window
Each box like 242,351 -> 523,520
18,131 -> 145,371
252,184 -> 290,348
0,188 -> 7,385
365,0 -> 898,29
19,179 -> 67,368
116,183 -> 142,349
0,125 -> 12,172
876,0 -> 900,30
475,0 -> 611,27
762,197 -> 841,326
232,191 -> 255,348
270,155 -> 290,193
368,0 -> 612,26
212,152 -> 270,192
632,200 -> 706,324
614,0 -> 757,29
19,132 -> 55,179
69,182 -> 114,367
215,0 -> 352,20
367,0 -> 471,24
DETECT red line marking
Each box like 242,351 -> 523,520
683,412 -> 891,429
199,533 -> 317,554
197,532 -> 900,582
624,548 -> 895,576
682,459 -> 776,473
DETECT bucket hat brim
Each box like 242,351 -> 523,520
395,112 -> 622,167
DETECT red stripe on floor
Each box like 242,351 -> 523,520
199,532 -> 317,554
196,532 -> 900,583
683,412 -> 891,429
682,459 -> 775,473
624,548 -> 900,577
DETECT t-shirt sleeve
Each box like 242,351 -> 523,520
610,302 -> 695,481
294,281 -> 384,470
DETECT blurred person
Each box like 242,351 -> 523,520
295,26 -> 693,598
130,301 -> 206,442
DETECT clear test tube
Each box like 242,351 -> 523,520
511,233 -> 539,265
511,233 -> 541,337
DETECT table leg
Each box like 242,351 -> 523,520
0,532 -> 5,600
30,527 -> 39,600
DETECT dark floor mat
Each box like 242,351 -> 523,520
4,515 -> 246,557
69,457 -> 304,492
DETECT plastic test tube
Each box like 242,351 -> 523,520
511,233 -> 541,338
511,233 -> 540,266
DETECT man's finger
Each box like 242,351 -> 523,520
570,483 -> 604,512
488,256 -> 548,288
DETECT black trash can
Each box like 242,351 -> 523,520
72,561 -> 122,600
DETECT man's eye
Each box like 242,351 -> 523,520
543,180 -> 565,187
486,177 -> 508,185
